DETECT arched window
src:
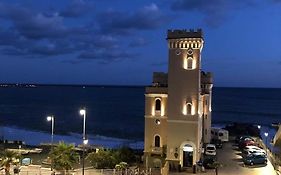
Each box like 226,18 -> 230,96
186,103 -> 192,115
155,99 -> 161,111
184,57 -> 194,70
187,58 -> 193,69
155,135 -> 160,147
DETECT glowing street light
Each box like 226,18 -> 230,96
83,139 -> 89,145
264,132 -> 269,156
79,108 -> 87,175
257,125 -> 261,129
46,115 -> 54,171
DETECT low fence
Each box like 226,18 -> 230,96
15,167 -> 160,175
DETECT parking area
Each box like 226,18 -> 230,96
201,141 -> 277,175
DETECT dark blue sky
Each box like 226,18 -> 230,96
0,0 -> 280,87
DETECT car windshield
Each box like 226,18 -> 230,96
207,147 -> 215,150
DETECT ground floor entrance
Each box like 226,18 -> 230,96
182,144 -> 193,167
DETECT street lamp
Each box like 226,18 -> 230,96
264,132 -> 268,156
79,108 -> 87,175
47,115 -> 54,171
257,125 -> 261,129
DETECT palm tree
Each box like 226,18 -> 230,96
0,150 -> 20,175
49,142 -> 79,174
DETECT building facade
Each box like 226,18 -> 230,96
144,29 -> 213,171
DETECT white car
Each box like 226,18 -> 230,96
244,146 -> 265,153
242,146 -> 266,157
205,144 -> 216,156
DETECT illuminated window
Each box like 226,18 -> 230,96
155,99 -> 161,111
183,102 -> 193,115
187,58 -> 193,69
184,57 -> 194,70
155,135 -> 160,147
186,103 -> 192,115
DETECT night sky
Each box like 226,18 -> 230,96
0,0 -> 280,87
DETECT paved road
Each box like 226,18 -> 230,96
171,142 -> 277,175
203,142 -> 276,175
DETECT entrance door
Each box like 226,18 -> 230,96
183,144 -> 193,167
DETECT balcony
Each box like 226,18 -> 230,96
151,147 -> 163,155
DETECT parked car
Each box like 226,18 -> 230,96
211,138 -> 223,149
237,136 -> 254,144
239,140 -> 257,149
203,156 -> 217,169
243,153 -> 267,166
205,144 -> 216,156
242,149 -> 266,158
243,145 -> 264,153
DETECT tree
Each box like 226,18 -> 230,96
49,142 -> 79,174
86,149 -> 117,169
113,147 -> 135,164
0,150 -> 20,175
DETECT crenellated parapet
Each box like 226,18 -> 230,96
167,29 -> 204,50
167,29 -> 203,39
201,71 -> 213,94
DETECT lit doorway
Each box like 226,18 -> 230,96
183,144 -> 193,167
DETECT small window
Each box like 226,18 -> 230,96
155,135 -> 160,147
187,103 -> 192,115
155,99 -> 161,111
155,119 -> 160,125
187,58 -> 193,69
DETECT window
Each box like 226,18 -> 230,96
183,57 -> 194,70
155,135 -> 160,147
183,102 -> 193,115
187,58 -> 193,69
187,103 -> 192,115
155,99 -> 161,111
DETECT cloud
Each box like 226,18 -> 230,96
0,39 -> 75,57
0,3 -> 67,39
60,0 -> 94,18
170,0 -> 256,27
151,61 -> 168,67
97,3 -> 171,34
129,38 -> 149,47
78,49 -> 138,64
0,2 -> 147,63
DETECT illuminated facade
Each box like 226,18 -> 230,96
144,29 -> 213,172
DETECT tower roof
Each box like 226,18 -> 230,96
167,29 -> 203,39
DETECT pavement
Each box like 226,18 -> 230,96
171,141 -> 277,175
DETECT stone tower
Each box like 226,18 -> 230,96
144,29 -> 213,172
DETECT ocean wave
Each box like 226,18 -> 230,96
215,110 -> 281,117
1,126 -> 143,149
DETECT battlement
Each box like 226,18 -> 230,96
152,72 -> 168,87
167,29 -> 203,39
201,71 -> 213,84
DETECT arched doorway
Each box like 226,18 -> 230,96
182,144 -> 193,167
180,141 -> 196,168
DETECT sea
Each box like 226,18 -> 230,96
0,86 -> 280,148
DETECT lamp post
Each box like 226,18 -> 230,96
79,108 -> 87,175
264,132 -> 268,156
47,115 -> 54,171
